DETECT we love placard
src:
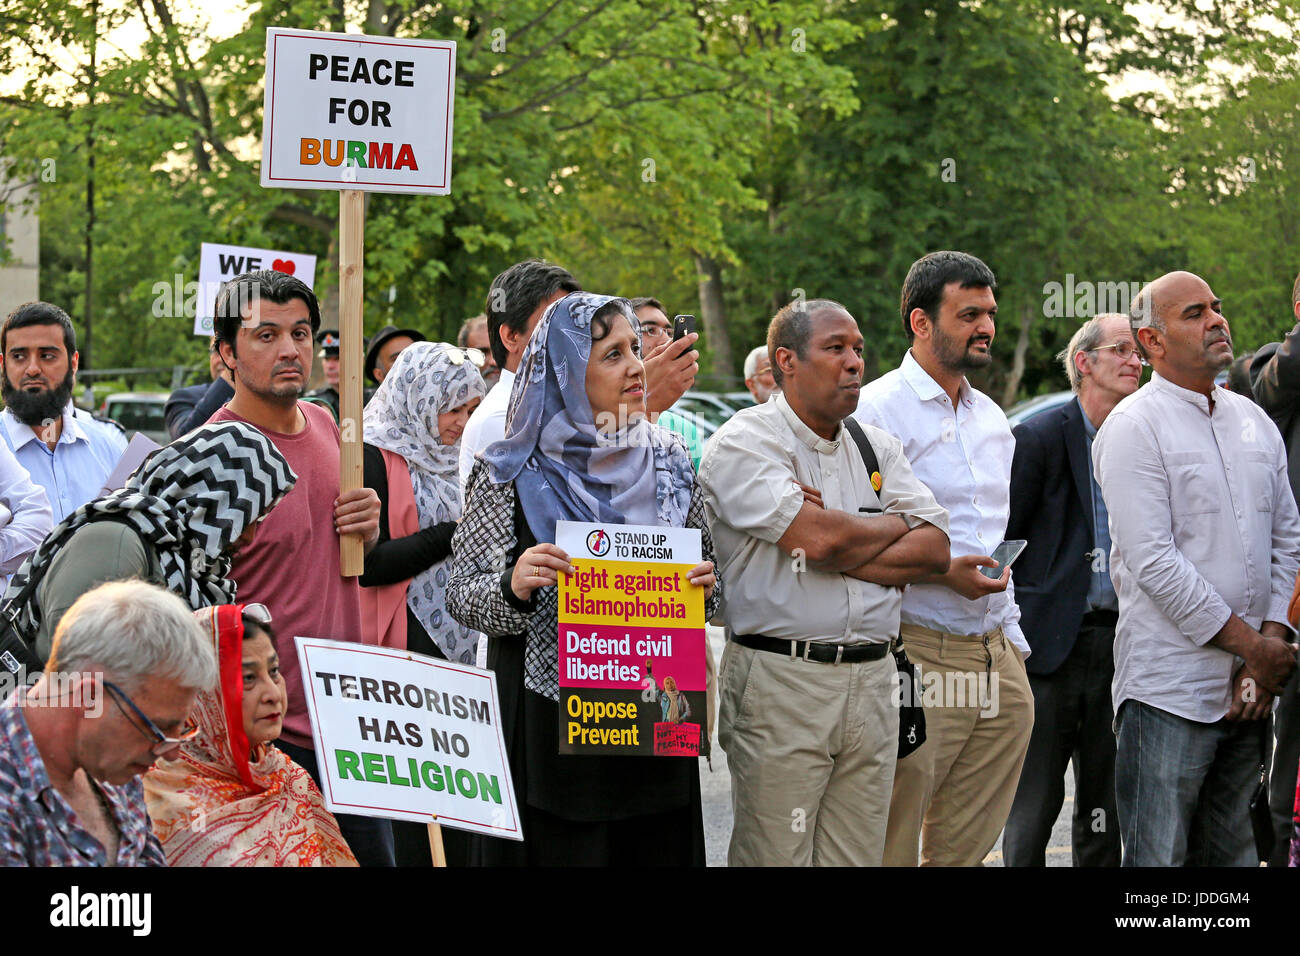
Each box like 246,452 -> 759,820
194,242 -> 317,335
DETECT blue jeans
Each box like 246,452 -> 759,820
1115,699 -> 1260,867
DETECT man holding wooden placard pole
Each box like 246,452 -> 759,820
260,27 -> 456,574
257,26 -> 457,863
208,269 -> 390,865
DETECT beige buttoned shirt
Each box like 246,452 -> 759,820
699,392 -> 949,645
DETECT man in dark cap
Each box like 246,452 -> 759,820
365,325 -> 425,386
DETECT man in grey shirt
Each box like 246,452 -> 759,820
1094,270 -> 1300,866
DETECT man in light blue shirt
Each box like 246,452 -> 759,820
0,303 -> 126,523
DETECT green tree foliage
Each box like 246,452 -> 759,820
3,0 -> 1299,400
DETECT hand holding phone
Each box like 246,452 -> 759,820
979,539 -> 1028,579
673,314 -> 697,353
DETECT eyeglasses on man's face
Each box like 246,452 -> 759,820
1089,341 -> 1140,361
103,681 -> 199,756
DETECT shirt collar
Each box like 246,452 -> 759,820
1,693 -> 52,800
1077,396 -> 1098,440
483,367 -> 515,409
775,391 -> 842,455
1149,370 -> 1217,413
900,350 -> 972,406
1,403 -> 83,450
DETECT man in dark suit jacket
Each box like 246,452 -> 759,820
1249,272 -> 1300,866
1002,313 -> 1140,866
165,340 -> 234,439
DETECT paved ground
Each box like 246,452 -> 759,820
698,625 -> 1076,866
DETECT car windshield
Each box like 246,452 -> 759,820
107,401 -> 166,432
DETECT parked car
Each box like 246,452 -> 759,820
721,391 -> 757,411
1004,390 -> 1074,428
101,393 -> 171,445
1005,366 -> 1225,429
669,391 -> 738,432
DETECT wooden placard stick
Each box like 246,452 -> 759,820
338,188 -> 365,576
427,821 -> 447,867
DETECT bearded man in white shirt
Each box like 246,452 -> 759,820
1094,271 -> 1300,866
854,250 -> 1035,867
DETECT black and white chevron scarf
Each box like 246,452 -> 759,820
3,421 -> 297,638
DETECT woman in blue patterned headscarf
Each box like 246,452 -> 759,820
485,292 -> 695,545
448,291 -> 720,866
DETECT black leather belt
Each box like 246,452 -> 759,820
732,633 -> 892,664
1082,609 -> 1118,628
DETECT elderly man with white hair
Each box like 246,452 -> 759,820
743,345 -> 777,404
0,580 -> 216,866
1002,313 -> 1140,867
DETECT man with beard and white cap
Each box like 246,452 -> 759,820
0,302 -> 127,522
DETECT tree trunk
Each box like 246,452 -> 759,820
693,252 -> 733,383
1001,299 -> 1034,407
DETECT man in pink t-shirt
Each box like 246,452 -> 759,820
208,269 -> 390,865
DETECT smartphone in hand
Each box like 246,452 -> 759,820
980,539 -> 1028,579
673,314 -> 697,352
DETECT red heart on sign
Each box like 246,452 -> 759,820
271,259 -> 296,275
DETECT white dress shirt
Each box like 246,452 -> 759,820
457,367 -> 515,495
699,392 -> 949,644
854,350 -> 1028,656
0,440 -> 52,578
1093,372 -> 1300,722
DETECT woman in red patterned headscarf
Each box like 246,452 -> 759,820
144,604 -> 356,866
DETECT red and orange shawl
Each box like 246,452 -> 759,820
144,605 -> 357,867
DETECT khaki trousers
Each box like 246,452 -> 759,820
719,641 -> 898,866
883,624 -> 1035,866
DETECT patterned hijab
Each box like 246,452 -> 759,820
364,342 -> 486,663
144,605 -> 357,867
483,292 -> 694,543
3,422 -> 296,638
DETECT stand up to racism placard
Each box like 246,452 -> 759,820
555,521 -> 706,758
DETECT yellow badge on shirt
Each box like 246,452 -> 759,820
871,471 -> 882,492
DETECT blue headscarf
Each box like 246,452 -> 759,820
482,292 -> 695,543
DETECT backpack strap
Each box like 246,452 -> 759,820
842,417 -> 883,514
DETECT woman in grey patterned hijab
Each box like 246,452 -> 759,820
484,292 -> 694,545
363,341 -> 486,663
